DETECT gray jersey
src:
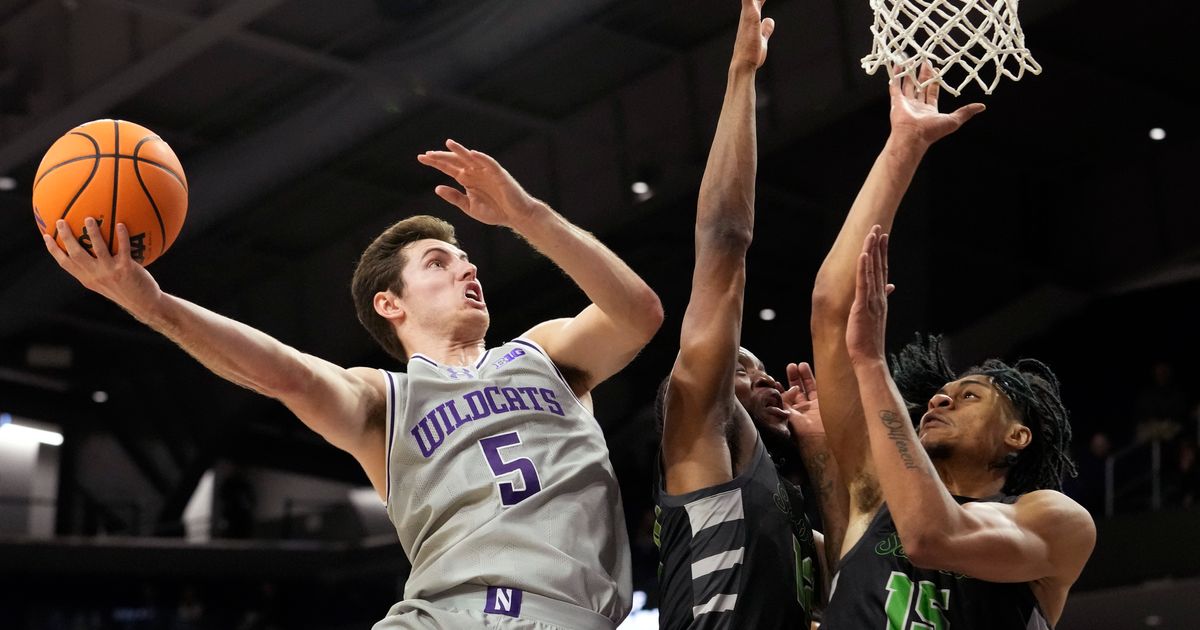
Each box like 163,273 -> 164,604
381,338 -> 632,623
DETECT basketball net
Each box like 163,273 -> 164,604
861,0 -> 1042,96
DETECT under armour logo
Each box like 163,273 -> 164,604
485,586 -> 522,617
446,367 -> 474,380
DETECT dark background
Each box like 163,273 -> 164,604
1,0 -> 1198,627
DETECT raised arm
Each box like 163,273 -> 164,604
45,218 -> 389,496
783,361 -> 848,594
660,0 -> 773,495
810,65 -> 985,497
416,142 -> 662,397
845,227 -> 1094,595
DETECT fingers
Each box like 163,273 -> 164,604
878,228 -> 888,297
761,17 -> 775,41
417,152 -> 467,179
43,233 -> 69,266
793,361 -> 816,399
855,250 -> 871,305
925,66 -> 941,105
433,185 -> 469,212
951,102 -> 986,126
115,223 -> 132,261
87,217 -> 113,261
445,138 -> 474,162
56,220 -> 88,258
782,384 -> 802,407
878,231 -> 889,286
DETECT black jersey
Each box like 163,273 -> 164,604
822,495 -> 1050,630
654,436 -> 820,630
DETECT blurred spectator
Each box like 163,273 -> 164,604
1066,431 -> 1112,514
171,585 -> 206,630
1164,441 -> 1200,508
1134,361 -> 1187,444
216,465 -> 256,540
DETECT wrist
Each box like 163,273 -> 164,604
506,200 -> 557,238
849,354 -> 889,374
727,61 -> 759,78
884,132 -> 931,161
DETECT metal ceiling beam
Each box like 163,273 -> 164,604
0,0 -> 286,173
93,0 -> 558,133
0,0 -> 620,336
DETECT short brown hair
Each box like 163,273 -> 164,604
351,215 -> 458,362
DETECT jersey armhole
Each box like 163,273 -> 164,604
511,337 -> 594,420
378,368 -> 398,508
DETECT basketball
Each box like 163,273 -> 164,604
32,119 -> 188,266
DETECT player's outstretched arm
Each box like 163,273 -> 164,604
845,228 -> 1094,597
660,0 -> 773,495
45,218 -> 389,496
810,64 -> 985,500
782,361 -> 848,593
417,141 -> 662,397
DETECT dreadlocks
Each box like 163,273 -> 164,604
889,334 -> 1078,495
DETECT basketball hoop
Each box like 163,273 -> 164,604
861,0 -> 1042,96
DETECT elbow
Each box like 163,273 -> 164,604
901,530 -> 950,570
268,354 -> 319,401
639,290 -> 666,339
810,277 -> 846,324
696,220 -> 754,255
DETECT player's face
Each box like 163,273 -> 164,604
733,348 -> 790,442
917,376 -> 1020,460
397,238 -> 489,331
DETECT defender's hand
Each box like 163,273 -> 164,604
732,0 -> 775,72
417,139 -> 544,230
889,62 -> 985,147
846,225 -> 893,365
783,361 -> 824,437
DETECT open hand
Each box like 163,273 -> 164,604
889,62 -> 985,147
732,0 -> 775,71
44,217 -> 163,313
783,361 -> 824,437
846,225 -> 893,364
417,139 -> 543,229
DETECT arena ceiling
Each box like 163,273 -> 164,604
0,0 -> 1195,531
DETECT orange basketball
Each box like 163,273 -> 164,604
32,119 -> 188,266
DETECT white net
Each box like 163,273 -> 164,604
861,0 -> 1042,96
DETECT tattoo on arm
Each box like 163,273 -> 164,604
808,452 -> 835,502
879,410 -> 920,470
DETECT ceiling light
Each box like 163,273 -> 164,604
0,176 -> 17,191
1149,128 -> 1166,141
759,308 -> 776,321
92,390 -> 109,403
631,181 -> 650,195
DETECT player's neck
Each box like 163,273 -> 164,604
401,330 -> 485,366
932,458 -> 1007,499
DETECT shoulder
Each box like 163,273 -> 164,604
516,321 -> 590,396
1011,489 -> 1094,528
1011,490 -> 1096,571
347,366 -> 390,411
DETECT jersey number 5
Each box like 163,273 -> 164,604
884,571 -> 950,630
479,431 -> 542,507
